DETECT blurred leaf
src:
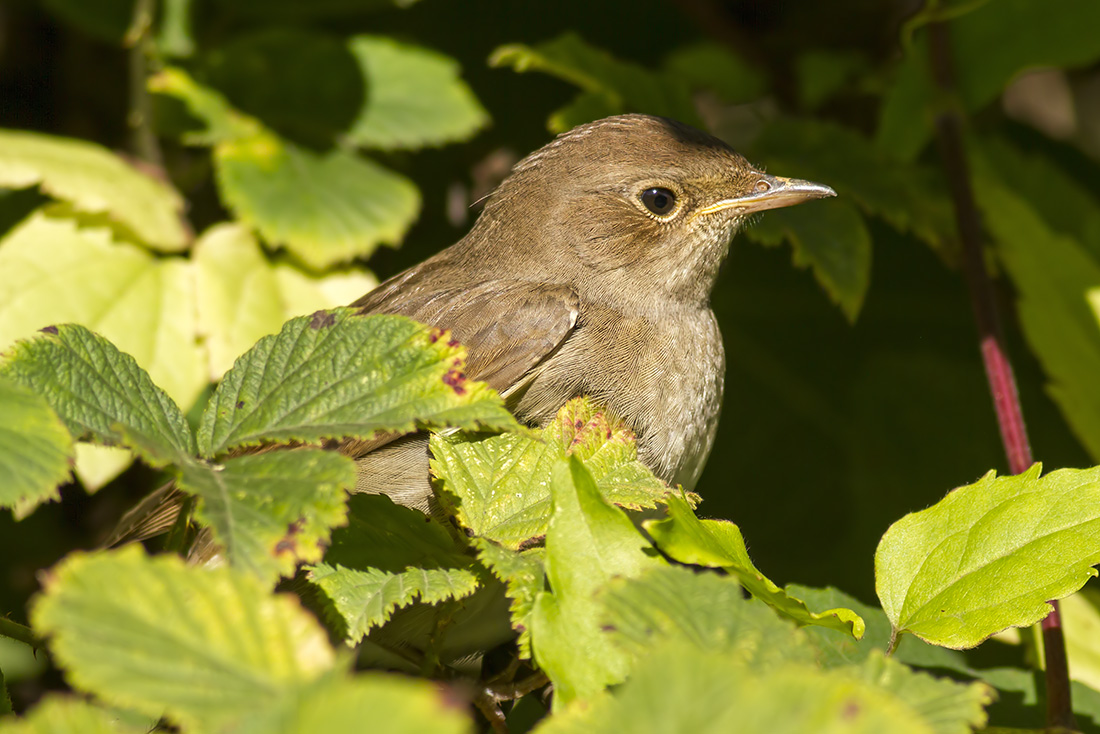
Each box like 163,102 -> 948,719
213,0 -> 421,20
0,378 -> 73,518
795,50 -> 867,110
472,539 -> 544,659
431,397 -> 674,548
307,494 -> 480,643
752,118 -> 954,254
601,566 -> 817,667
200,29 -> 363,147
647,496 -> 865,638
345,36 -> 488,150
664,41 -> 763,103
0,129 -> 188,251
286,674 -> 472,734
178,449 -> 353,583
40,0 -> 134,44
490,32 -> 701,132
32,547 -> 336,731
1055,589 -> 1100,693
72,443 -> 132,493
1,696 -> 142,734
193,223 -> 375,380
746,197 -> 871,322
879,0 -> 1100,160
197,309 -> 516,458
157,0 -> 194,57
152,68 -> 421,270
0,212 -> 207,414
536,645 -> 931,734
0,322 -> 195,468
529,458 -> 665,706
876,464 -> 1100,649
971,159 -> 1100,461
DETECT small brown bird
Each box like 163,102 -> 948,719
347,114 -> 834,511
110,114 -> 833,545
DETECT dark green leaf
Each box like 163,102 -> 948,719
0,377 -> 73,517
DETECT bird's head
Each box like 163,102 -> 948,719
469,114 -> 835,309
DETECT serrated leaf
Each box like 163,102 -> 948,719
197,309 -> 516,458
875,464 -> 1100,649
193,223 -> 376,380
0,377 -> 73,517
0,212 -> 207,416
529,458 -> 666,706
535,646 -> 932,734
178,449 -> 353,582
472,538 -> 545,658
601,566 -> 817,668
746,197 -> 871,322
646,496 -> 864,638
0,323 -> 195,468
489,33 -> 700,132
1,696 -> 143,734
345,36 -> 488,150
0,129 -> 188,251
31,547 -> 336,731
306,494 -> 479,643
970,158 -> 1100,462
153,67 -> 421,270
432,398 -> 676,548
287,674 -> 472,734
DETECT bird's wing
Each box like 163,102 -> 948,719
352,276 -> 580,395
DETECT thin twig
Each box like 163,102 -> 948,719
0,617 -> 45,650
124,0 -> 164,169
925,19 -> 1074,731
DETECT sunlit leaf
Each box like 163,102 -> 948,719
875,464 -> 1100,649
1,696 -> 143,734
345,36 -> 488,150
472,538 -> 544,658
32,547 -> 336,731
0,377 -> 73,517
0,129 -> 188,251
197,309 -> 516,457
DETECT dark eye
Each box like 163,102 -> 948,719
640,187 -> 676,216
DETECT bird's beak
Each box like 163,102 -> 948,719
696,174 -> 836,217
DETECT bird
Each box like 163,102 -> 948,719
108,113 -> 834,546
344,114 -> 834,513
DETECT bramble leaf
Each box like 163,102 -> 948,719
0,377 -> 73,517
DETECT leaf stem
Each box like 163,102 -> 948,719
124,0 -> 164,169
0,617 -> 44,650
925,18 -> 1073,731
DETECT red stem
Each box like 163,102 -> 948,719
926,19 -> 1073,730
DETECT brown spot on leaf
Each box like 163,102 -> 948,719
236,400 -> 245,409
429,327 -> 445,343
274,519 -> 305,555
309,310 -> 335,329
841,699 -> 861,720
448,337 -> 459,348
442,369 -> 467,395
574,419 -> 585,430
39,325 -> 58,335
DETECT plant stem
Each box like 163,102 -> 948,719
925,19 -> 1074,731
124,0 -> 164,169
0,617 -> 44,650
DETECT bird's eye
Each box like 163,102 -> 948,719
640,187 -> 677,216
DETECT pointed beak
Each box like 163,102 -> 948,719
697,174 -> 836,217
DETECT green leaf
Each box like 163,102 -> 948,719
178,449 -> 353,583
794,50 -> 867,110
536,646 -> 932,734
878,0 -> 1100,160
746,197 -> 871,322
152,67 -> 421,270
286,674 -> 472,734
0,377 -> 73,517
472,538 -> 545,658
0,129 -> 188,251
31,547 -> 336,731
193,223 -> 376,380
1058,589 -> 1100,694
0,323 -> 195,468
529,458 -> 666,706
345,36 -> 488,150
489,32 -> 701,132
663,42 -> 764,103
646,496 -> 865,638
970,155 -> 1100,461
601,566 -> 818,668
1,696 -> 143,734
875,464 -> 1100,649
197,309 -> 516,458
0,212 -> 207,415
307,494 -> 480,643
